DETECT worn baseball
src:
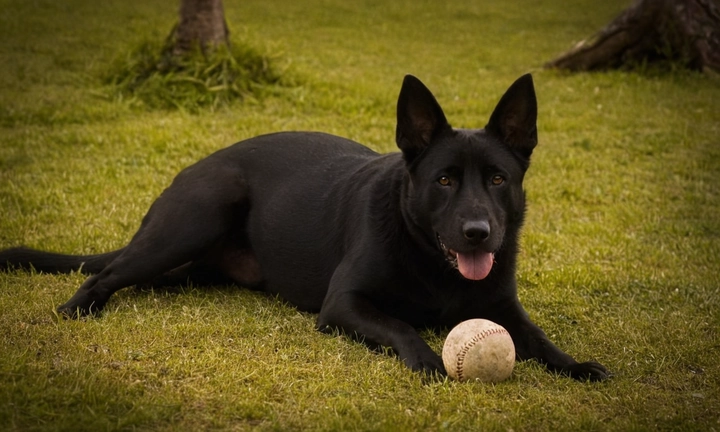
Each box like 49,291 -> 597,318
442,319 -> 515,383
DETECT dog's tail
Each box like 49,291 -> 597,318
0,246 -> 125,274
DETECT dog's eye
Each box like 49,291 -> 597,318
491,175 -> 504,185
438,176 -> 451,186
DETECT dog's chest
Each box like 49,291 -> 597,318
370,275 -> 457,327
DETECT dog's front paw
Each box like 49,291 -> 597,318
562,361 -> 610,382
402,349 -> 446,375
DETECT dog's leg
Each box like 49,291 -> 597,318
317,261 -> 445,374
143,261 -> 229,288
144,247 -> 261,288
318,292 -> 445,374
57,167 -> 247,318
490,302 -> 609,381
57,211 -> 223,317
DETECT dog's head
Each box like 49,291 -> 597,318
396,74 -> 537,280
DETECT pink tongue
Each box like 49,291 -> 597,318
456,251 -> 494,280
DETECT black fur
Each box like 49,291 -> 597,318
0,75 -> 608,381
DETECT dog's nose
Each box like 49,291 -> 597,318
463,220 -> 490,241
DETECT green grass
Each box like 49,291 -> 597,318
1,0 -> 719,430
103,35 -> 293,112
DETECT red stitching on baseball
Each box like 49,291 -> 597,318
455,327 -> 508,381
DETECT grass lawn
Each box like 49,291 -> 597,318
1,0 -> 719,430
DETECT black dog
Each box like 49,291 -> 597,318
0,75 -> 608,381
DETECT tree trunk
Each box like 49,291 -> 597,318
545,0 -> 720,73
172,0 -> 230,55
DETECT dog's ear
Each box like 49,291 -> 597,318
485,74 -> 538,161
396,75 -> 450,163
